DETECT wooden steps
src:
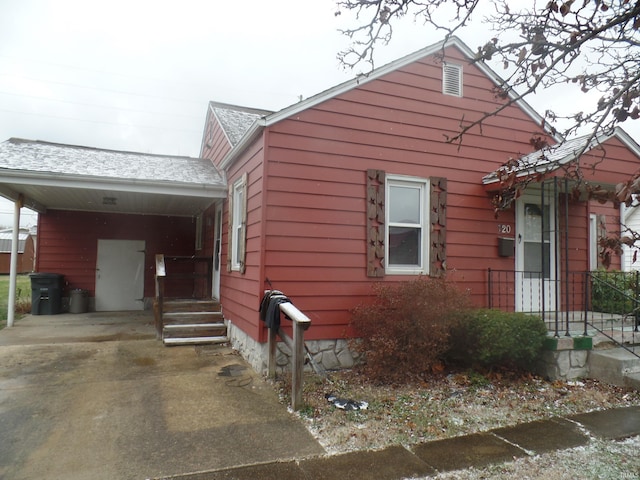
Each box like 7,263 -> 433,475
160,299 -> 228,346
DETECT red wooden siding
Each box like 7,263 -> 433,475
205,45 -> 639,344
590,200 -> 623,270
215,138 -> 267,340
557,196 -> 589,310
571,135 -> 640,272
259,47 -> 549,341
36,210 -> 196,298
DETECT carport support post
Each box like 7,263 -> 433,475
7,197 -> 22,327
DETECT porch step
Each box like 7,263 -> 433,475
163,336 -> 228,346
163,322 -> 227,339
588,347 -> 640,387
163,311 -> 224,324
163,299 -> 221,313
159,298 -> 227,347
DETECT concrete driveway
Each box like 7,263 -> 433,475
0,312 -> 324,480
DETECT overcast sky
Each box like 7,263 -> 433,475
1,0 -> 639,228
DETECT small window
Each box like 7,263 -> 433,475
228,173 -> 248,273
443,63 -> 462,97
385,176 -> 430,275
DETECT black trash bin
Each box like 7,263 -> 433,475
30,273 -> 64,315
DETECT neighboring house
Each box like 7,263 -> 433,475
0,36 -> 638,373
0,227 -> 36,273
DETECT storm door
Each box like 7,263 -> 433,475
516,195 -> 556,312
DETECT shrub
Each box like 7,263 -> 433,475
449,309 -> 547,371
590,270 -> 639,315
349,277 -> 472,384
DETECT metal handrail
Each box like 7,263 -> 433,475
487,268 -> 640,358
586,271 -> 640,358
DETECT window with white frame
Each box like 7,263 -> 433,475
385,176 -> 430,274
230,175 -> 247,271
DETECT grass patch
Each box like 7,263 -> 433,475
0,274 -> 33,326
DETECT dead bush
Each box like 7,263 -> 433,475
350,277 -> 471,384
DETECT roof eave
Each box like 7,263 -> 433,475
0,169 -> 227,198
262,36 -> 563,142
481,128 -> 637,188
612,126 -> 640,159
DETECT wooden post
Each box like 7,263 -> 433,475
154,254 -> 166,339
291,320 -> 305,411
268,325 -> 277,378
263,295 -> 311,411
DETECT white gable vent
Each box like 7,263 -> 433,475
442,63 -> 462,97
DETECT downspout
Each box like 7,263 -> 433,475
7,195 -> 22,327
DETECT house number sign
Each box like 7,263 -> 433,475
498,224 -> 512,234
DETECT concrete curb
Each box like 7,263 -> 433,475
153,406 -> 640,480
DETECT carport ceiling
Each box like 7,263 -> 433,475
0,138 -> 227,216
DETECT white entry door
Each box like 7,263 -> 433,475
95,239 -> 145,311
516,196 -> 556,312
212,203 -> 222,299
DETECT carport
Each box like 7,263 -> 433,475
0,137 -> 227,325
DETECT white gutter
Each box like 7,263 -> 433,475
0,170 -> 227,198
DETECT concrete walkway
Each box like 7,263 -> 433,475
0,313 -> 324,480
1,313 -> 640,480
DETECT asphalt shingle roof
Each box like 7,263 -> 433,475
483,134 -> 600,184
210,103 -> 272,147
0,138 -> 224,186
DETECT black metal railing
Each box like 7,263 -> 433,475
488,269 -> 640,357
587,270 -> 640,357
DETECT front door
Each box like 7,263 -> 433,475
516,195 -> 556,312
95,239 -> 145,311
